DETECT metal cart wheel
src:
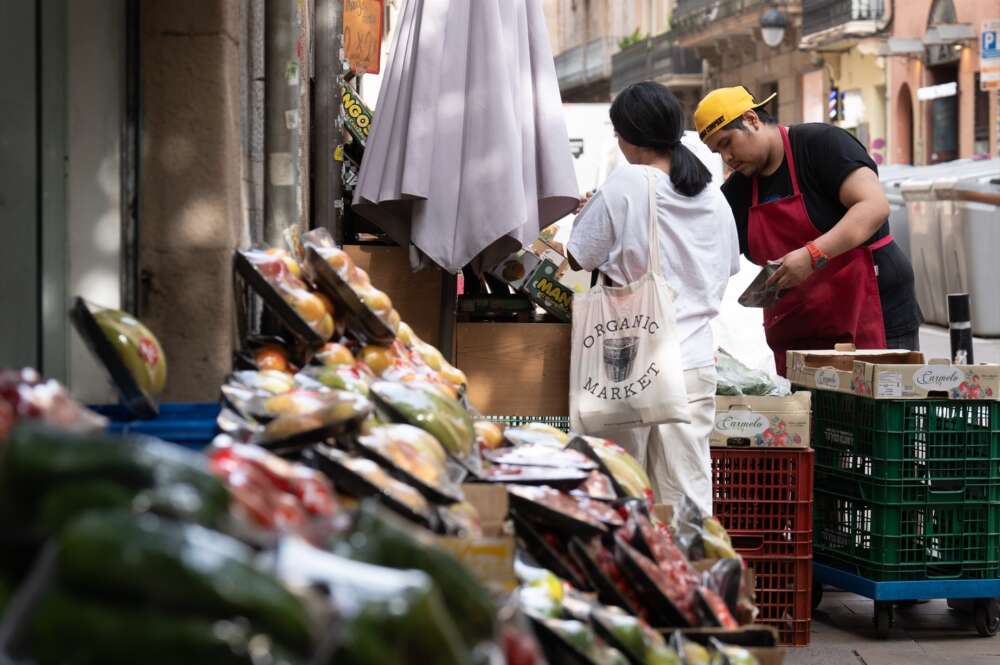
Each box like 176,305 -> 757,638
812,578 -> 824,611
874,601 -> 894,639
974,599 -> 1000,637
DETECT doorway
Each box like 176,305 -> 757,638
926,63 -> 959,163
895,83 -> 914,164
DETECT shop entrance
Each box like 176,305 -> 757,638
926,62 -> 959,163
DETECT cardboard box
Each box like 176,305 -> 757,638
454,321 -> 570,416
490,250 -> 540,291
786,345 -> 923,395
854,358 -> 1000,400
435,484 -> 516,593
529,238 -> 570,279
788,345 -> 1000,401
711,392 -> 812,448
523,259 -> 573,322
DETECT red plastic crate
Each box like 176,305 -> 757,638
711,448 -> 814,538
745,555 -> 812,647
729,529 -> 812,558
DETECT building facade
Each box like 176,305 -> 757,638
672,0 -> 813,125
886,0 -> 998,164
547,0 -> 680,102
801,0 -> 998,165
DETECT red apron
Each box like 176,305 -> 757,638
748,126 -> 888,376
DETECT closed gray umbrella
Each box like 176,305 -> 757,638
352,0 -> 579,274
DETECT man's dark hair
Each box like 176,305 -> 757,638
723,107 -> 776,132
610,81 -> 712,197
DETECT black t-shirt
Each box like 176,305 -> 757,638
721,123 -> 921,337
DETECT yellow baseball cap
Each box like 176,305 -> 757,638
694,86 -> 777,141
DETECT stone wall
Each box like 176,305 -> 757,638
139,0 -> 245,400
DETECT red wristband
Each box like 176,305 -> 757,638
805,242 -> 829,270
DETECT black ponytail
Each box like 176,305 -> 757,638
610,82 -> 712,197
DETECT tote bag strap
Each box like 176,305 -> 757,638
644,167 -> 661,276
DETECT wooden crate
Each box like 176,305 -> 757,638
345,245 -> 443,346
454,321 -> 570,416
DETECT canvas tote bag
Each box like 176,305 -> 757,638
570,167 -> 690,433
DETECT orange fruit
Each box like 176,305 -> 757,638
361,345 -> 396,376
255,346 -> 290,373
324,248 -> 353,275
384,308 -> 401,333
396,321 -> 414,346
316,293 -> 335,318
416,342 -> 444,371
265,247 -> 302,278
349,266 -> 372,290
291,291 -> 325,323
475,421 -> 503,449
361,288 -> 392,313
318,342 -> 353,366
440,363 -> 467,387
316,313 -> 335,341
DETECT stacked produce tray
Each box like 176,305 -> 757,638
711,448 -> 814,646
812,391 -> 1000,581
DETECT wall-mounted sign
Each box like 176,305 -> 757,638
343,0 -> 383,74
983,20 -> 1000,91
917,81 -> 958,101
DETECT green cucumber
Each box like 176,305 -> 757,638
57,510 -> 314,650
30,589 -> 306,665
2,423 -> 229,526
336,501 -> 496,646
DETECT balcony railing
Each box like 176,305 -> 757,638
802,0 -> 885,37
555,37 -> 616,93
611,33 -> 702,94
671,0 -> 768,37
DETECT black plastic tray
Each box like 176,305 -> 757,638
351,438 -> 463,506
470,465 -> 589,491
304,445 -> 437,531
589,610 -> 645,665
568,538 -> 640,617
511,512 -> 591,591
506,486 -> 607,539
69,297 -> 158,419
566,436 -> 630,499
484,445 -> 596,471
305,247 -> 396,346
233,251 -> 325,347
614,535 -> 694,629
527,615 -> 601,665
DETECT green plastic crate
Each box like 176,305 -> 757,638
813,487 -> 1000,580
815,469 -> 1000,505
484,415 -> 570,431
812,391 -> 1000,484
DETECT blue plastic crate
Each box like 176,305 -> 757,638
91,402 -> 220,448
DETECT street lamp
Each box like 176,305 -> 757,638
760,7 -> 788,48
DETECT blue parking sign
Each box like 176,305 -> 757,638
984,22 -> 1000,59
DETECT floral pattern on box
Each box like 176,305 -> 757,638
952,371 -> 996,400
755,416 -> 803,447
851,364 -> 872,396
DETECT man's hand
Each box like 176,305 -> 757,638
575,191 -> 594,214
766,246 -> 814,290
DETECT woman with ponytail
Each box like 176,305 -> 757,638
567,82 -> 739,515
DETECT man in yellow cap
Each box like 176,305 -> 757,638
694,86 -> 920,375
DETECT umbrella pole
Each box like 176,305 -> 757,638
439,272 -> 457,362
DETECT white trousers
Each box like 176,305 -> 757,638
598,365 -> 717,516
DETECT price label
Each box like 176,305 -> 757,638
343,0 -> 383,74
